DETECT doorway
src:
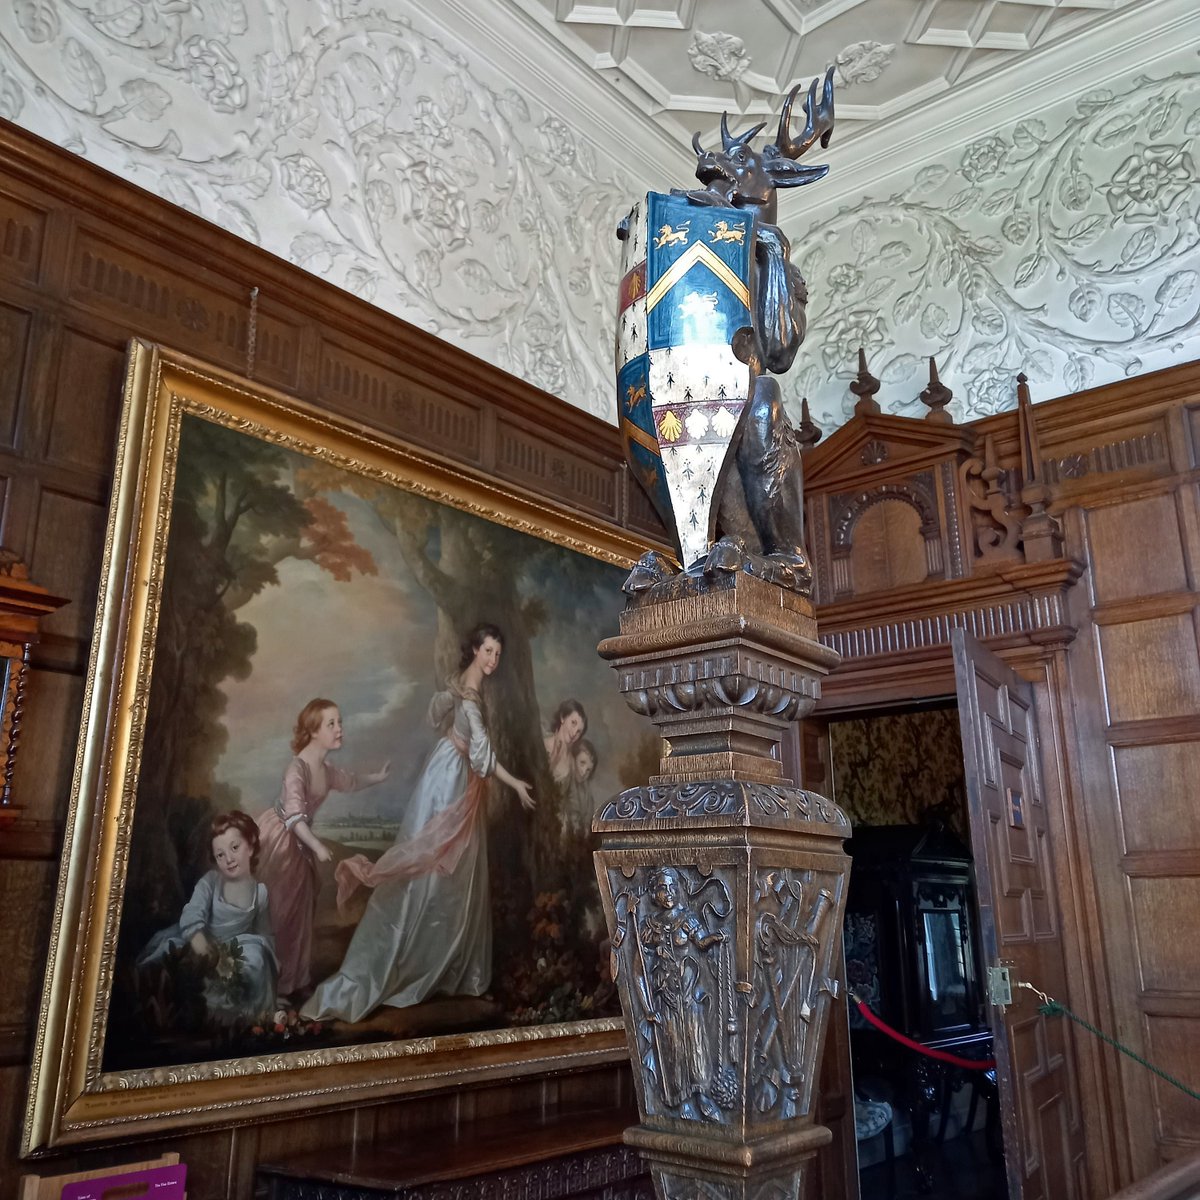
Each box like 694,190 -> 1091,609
826,699 -> 1007,1200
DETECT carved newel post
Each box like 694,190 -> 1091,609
593,573 -> 847,1200
596,69 -> 850,1200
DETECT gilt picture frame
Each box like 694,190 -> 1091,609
25,341 -> 653,1151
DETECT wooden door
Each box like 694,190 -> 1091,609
953,630 -> 1086,1200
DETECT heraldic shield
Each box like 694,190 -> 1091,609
616,192 -> 754,571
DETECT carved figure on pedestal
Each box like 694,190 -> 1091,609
615,70 -> 837,596
612,866 -> 739,1122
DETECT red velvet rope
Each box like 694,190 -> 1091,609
854,998 -> 996,1071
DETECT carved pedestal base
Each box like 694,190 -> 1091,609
593,573 -> 848,1200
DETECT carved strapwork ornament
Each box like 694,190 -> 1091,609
803,365 -> 1081,612
594,571 -> 849,1200
1016,373 -> 1065,562
960,432 -> 1024,563
796,372 -> 1087,704
0,550 -> 68,837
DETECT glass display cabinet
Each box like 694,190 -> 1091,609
843,823 -> 995,1191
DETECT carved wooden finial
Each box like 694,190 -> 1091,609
797,397 -> 822,449
919,356 -> 954,424
1016,372 -> 1039,480
849,346 -> 882,417
1016,373 -> 1064,562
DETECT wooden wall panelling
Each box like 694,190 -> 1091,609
42,325 -> 127,477
1059,526 -> 1152,1187
968,360 -> 1200,496
0,300 -> 31,450
1068,474 -> 1200,1182
1140,1007 -> 1200,1158
0,188 -> 47,288
0,121 -> 654,1196
803,416 -> 976,605
1030,657 -> 1127,1196
4,114 -> 1200,1198
314,331 -> 486,469
814,558 -> 1084,712
0,122 -> 663,550
1086,491 -> 1190,604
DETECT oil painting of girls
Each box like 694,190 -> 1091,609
304,624 -> 534,1024
103,414 -> 657,1071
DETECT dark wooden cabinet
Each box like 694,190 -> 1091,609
843,824 -> 996,1190
844,824 -> 985,1046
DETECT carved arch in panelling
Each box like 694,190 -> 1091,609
828,477 -> 945,598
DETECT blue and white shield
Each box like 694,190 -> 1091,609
616,191 -> 755,569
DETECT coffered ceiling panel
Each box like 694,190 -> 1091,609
509,0 -> 1147,149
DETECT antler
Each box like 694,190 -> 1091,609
775,65 -> 836,160
720,111 -> 765,152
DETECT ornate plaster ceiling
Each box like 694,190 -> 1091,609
501,0 -> 1152,157
1,0 -> 1193,428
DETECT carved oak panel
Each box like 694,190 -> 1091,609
0,190 -> 46,285
0,301 -> 30,450
605,863 -> 740,1125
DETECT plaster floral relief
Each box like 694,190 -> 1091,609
0,0 -> 636,419
787,57 -> 1200,429
834,41 -> 894,88
688,31 -> 751,83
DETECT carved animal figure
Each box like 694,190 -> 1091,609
708,219 -> 746,245
653,222 -> 690,249
625,68 -> 836,597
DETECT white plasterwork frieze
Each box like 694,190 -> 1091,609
0,0 -> 639,420
785,55 -> 1200,430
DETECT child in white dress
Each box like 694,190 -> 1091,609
138,810 -> 278,1026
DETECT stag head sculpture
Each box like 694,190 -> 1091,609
688,66 -> 836,223
613,66 -> 837,594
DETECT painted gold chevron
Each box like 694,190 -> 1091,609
645,241 -> 750,313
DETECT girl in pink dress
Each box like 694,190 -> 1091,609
256,699 -> 389,1000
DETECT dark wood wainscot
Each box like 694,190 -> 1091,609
0,119 -> 658,1197
800,357 -> 1200,1197
256,1107 -> 650,1200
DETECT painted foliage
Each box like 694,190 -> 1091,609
103,413 -> 654,1070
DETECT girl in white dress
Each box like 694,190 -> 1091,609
303,624 -> 534,1023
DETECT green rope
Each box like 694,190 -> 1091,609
1040,1001 -> 1200,1102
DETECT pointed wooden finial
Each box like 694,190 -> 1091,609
919,356 -> 954,424
1016,372 -> 1041,485
1016,373 -> 1064,562
797,397 -> 822,449
849,346 -> 882,417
